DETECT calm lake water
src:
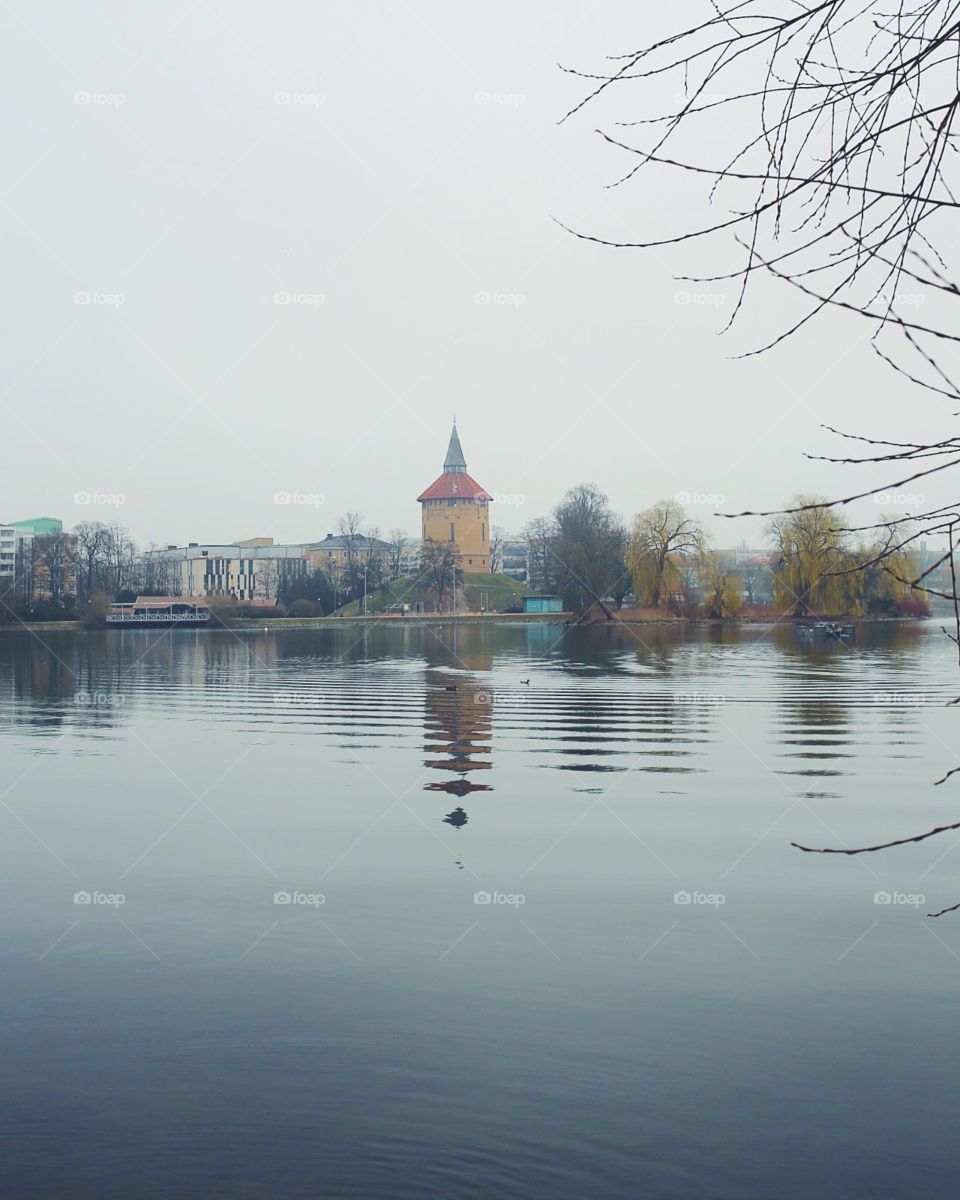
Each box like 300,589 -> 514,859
1,619 -> 959,1198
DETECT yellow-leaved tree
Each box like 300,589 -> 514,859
700,552 -> 743,618
844,525 -> 925,617
628,500 -> 704,608
766,498 -> 849,616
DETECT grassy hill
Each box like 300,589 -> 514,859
337,572 -> 532,616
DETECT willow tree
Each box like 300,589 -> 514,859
844,528 -> 925,616
628,500 -> 704,607
700,552 -> 743,618
766,498 -> 849,616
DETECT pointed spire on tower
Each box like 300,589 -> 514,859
443,421 -> 467,474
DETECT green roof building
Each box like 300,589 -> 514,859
8,517 -> 63,534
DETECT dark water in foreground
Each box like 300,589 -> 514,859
1,620 -> 959,1199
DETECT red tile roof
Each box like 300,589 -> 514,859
417,472 -> 492,502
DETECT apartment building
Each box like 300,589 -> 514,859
0,517 -> 78,603
0,526 -> 15,584
158,541 -> 307,601
304,533 -> 392,581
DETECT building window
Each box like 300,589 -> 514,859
450,522 -> 455,542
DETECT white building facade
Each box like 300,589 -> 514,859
158,542 -> 307,601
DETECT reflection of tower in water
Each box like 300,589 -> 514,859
422,638 -> 494,809
423,672 -> 493,796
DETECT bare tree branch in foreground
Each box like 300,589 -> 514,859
564,3 -> 960,913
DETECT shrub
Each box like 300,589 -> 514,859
897,593 -> 931,618
79,589 -> 111,629
289,599 -> 321,618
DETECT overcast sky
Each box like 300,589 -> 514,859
1,1 -> 950,548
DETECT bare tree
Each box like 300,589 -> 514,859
419,539 -> 459,611
74,521 -> 111,600
252,558 -> 279,602
521,517 -> 557,593
489,526 -> 505,575
740,560 -> 772,607
337,512 -> 365,572
387,528 -> 407,580
30,532 -> 76,605
103,524 -> 137,597
139,544 -> 174,596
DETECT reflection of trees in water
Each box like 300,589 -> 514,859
4,636 -> 71,731
778,698 -> 849,738
535,694 -> 709,776
768,620 -> 926,664
3,633 -> 126,732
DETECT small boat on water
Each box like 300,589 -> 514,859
796,621 -> 855,642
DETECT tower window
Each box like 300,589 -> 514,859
450,522 -> 455,542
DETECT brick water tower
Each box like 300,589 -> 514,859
417,423 -> 492,572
